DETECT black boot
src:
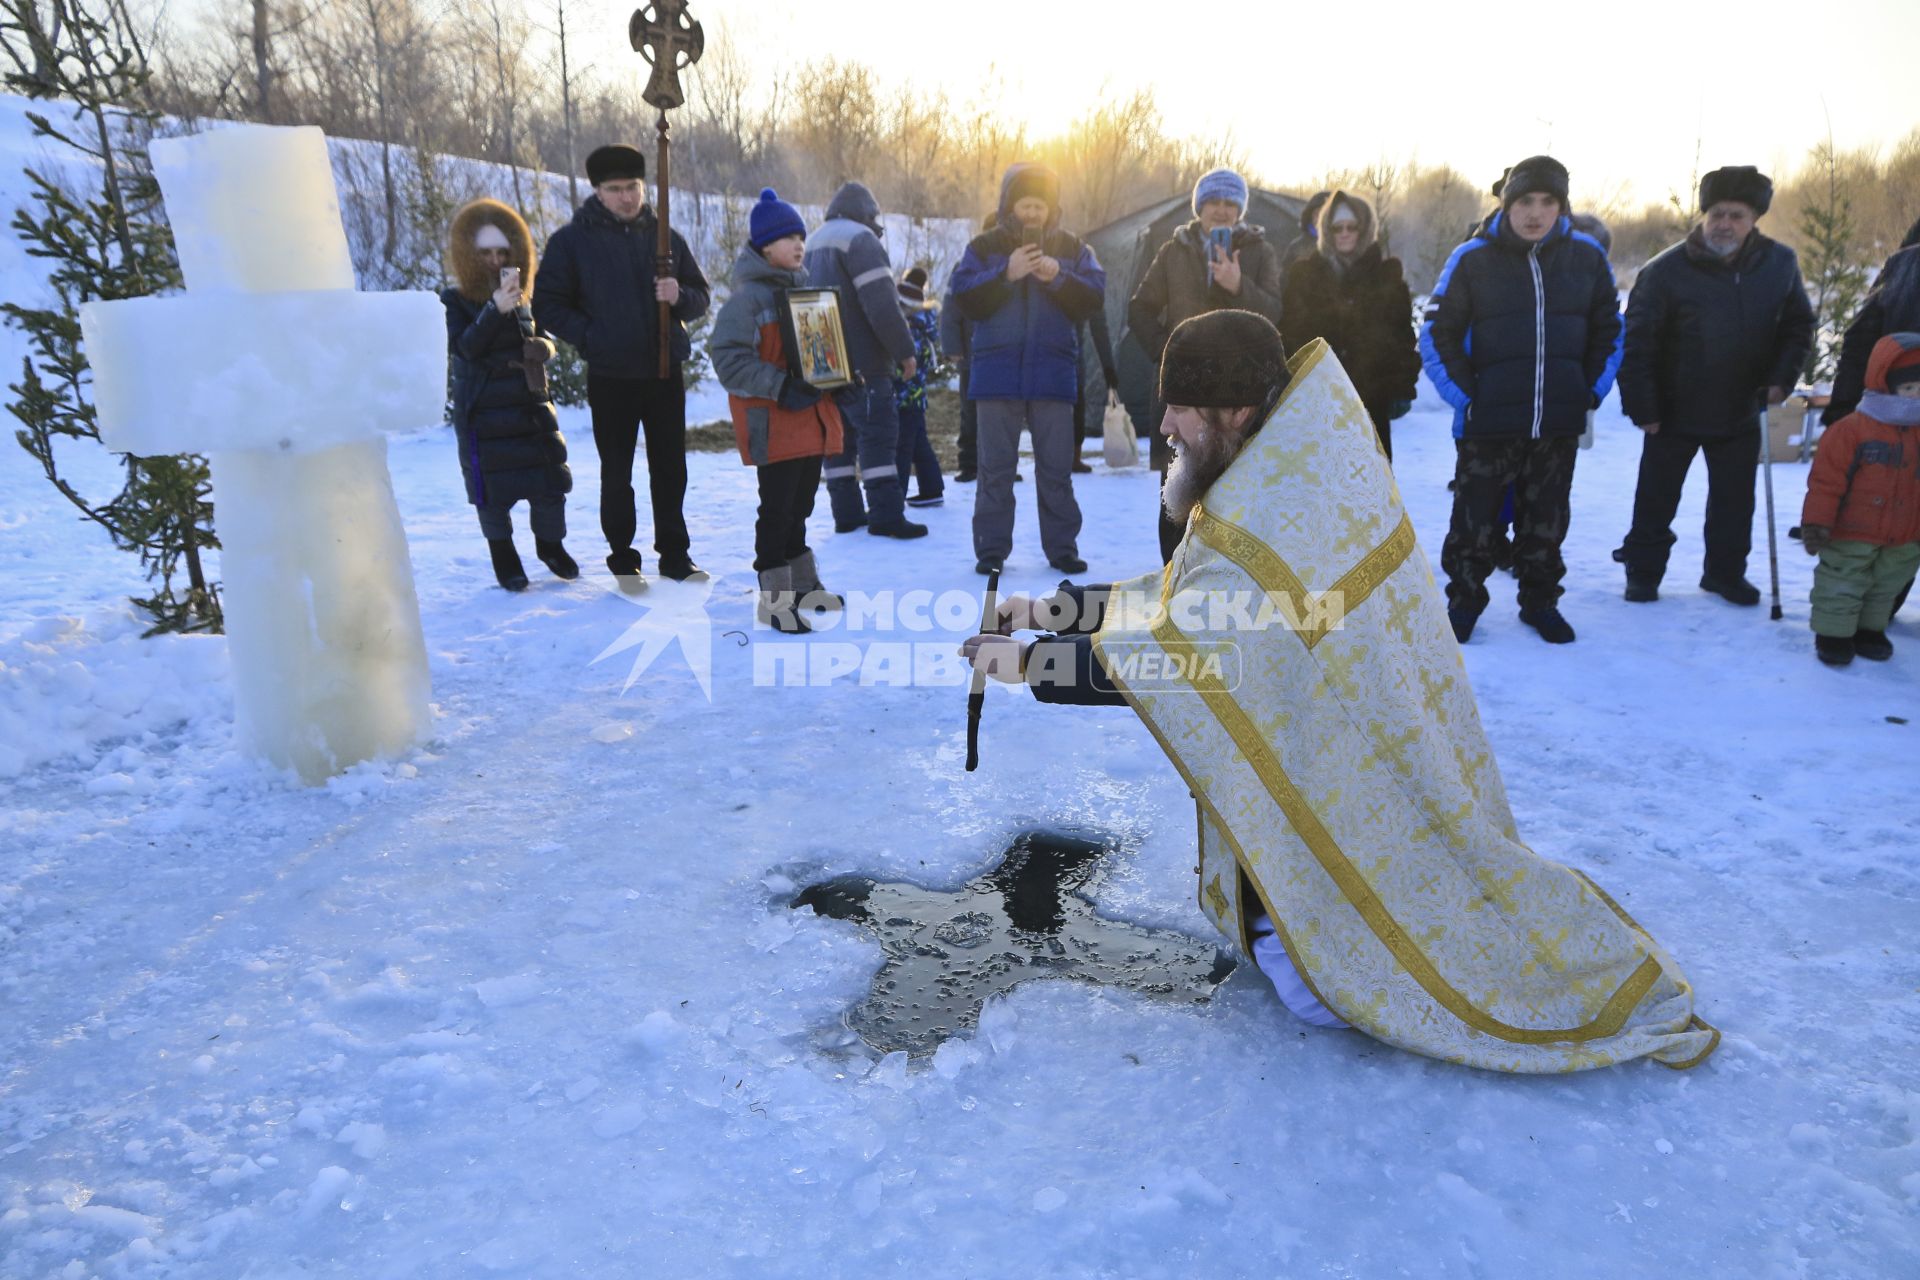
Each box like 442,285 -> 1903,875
1519,605 -> 1577,644
1815,634 -> 1855,666
1624,573 -> 1660,603
489,539 -> 529,592
658,554 -> 710,582
606,549 -> 648,594
1447,601 -> 1483,643
1853,628 -> 1894,661
535,538 -> 579,580
1700,573 -> 1761,606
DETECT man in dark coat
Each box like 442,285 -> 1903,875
1421,155 -> 1623,644
805,181 -> 925,538
1824,219 -> 1920,428
1614,166 -> 1814,604
1279,189 -> 1420,461
533,144 -> 711,588
1127,168 -> 1285,561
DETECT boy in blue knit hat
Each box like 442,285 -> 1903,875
711,189 -> 849,633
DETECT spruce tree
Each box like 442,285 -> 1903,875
1797,139 -> 1871,385
1,0 -> 220,635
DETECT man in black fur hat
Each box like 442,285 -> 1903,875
534,143 -> 712,590
1614,165 -> 1813,605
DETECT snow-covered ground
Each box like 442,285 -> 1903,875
4,378 -> 1918,1276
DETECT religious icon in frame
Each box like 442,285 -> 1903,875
777,287 -> 854,391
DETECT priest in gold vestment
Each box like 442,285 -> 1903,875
961,310 -> 1717,1073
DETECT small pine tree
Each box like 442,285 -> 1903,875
1798,139 -> 1872,385
2,0 -> 220,635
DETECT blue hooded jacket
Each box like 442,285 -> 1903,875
1419,212 -> 1622,439
947,164 -> 1107,402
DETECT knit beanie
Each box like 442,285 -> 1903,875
1699,166 -> 1773,216
898,266 -> 929,304
1493,155 -> 1570,208
1192,168 -> 1250,218
749,187 -> 806,250
1159,310 -> 1290,409
586,144 -> 646,186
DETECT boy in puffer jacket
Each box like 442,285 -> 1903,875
710,189 -> 848,634
1800,332 -> 1920,666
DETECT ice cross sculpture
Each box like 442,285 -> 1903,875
80,126 -> 445,784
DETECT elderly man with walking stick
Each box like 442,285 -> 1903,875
1612,166 -> 1814,608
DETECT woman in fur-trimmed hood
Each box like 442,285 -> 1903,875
441,197 -> 575,592
1278,188 -> 1420,460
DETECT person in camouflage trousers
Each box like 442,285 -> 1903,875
894,267 -> 945,506
1440,437 -> 1579,618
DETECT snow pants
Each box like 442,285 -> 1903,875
823,380 -> 904,530
973,398 -> 1080,563
1810,539 -> 1920,636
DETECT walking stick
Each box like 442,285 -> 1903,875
1758,403 -> 1783,621
965,569 -> 1001,773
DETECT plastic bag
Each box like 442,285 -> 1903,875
1102,396 -> 1139,468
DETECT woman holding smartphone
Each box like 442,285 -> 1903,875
1124,168 -> 1284,562
442,198 -> 576,592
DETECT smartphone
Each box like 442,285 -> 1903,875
1022,225 -> 1044,251
500,266 -> 520,288
1208,227 -> 1232,260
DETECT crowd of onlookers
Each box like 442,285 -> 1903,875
437,139 -> 1920,663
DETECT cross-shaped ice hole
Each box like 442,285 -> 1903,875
793,830 -> 1236,1058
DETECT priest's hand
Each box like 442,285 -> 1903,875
959,633 -> 1027,684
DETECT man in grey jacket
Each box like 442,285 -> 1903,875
805,182 -> 925,539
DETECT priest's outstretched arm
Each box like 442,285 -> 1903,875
959,583 -> 1128,708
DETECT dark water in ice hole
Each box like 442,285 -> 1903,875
792,829 -> 1237,1057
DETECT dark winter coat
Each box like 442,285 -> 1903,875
1280,246 -> 1420,421
949,165 -> 1107,402
1802,336 -> 1920,547
709,245 -> 846,467
442,291 -> 572,507
1826,244 -> 1920,425
1617,228 -> 1813,438
1126,220 -> 1285,362
531,195 -> 710,380
1420,211 -> 1623,439
802,183 -> 916,380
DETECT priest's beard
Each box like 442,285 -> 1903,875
1162,424 -> 1242,524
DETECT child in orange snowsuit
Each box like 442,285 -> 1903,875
1801,331 -> 1920,665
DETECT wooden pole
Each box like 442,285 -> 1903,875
655,109 -> 672,379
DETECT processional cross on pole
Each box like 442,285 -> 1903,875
629,0 -> 705,377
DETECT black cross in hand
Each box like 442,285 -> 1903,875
793,830 -> 1236,1057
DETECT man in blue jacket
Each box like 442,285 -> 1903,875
533,144 -> 711,589
1421,155 -> 1623,644
950,163 -> 1107,575
1614,166 -> 1813,605
805,182 -> 925,539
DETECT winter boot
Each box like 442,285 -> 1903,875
789,549 -> 843,611
756,565 -> 809,634
975,555 -> 1004,576
1624,573 -> 1660,603
607,548 -> 648,594
1815,634 -> 1855,666
658,554 -> 709,582
1519,605 -> 1577,644
869,517 -> 929,539
1447,601 -> 1483,643
535,538 -> 579,581
1700,573 -> 1761,606
1048,553 -> 1088,575
1852,628 -> 1894,661
489,539 -> 529,592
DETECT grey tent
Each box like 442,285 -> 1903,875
1083,188 -> 1308,429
